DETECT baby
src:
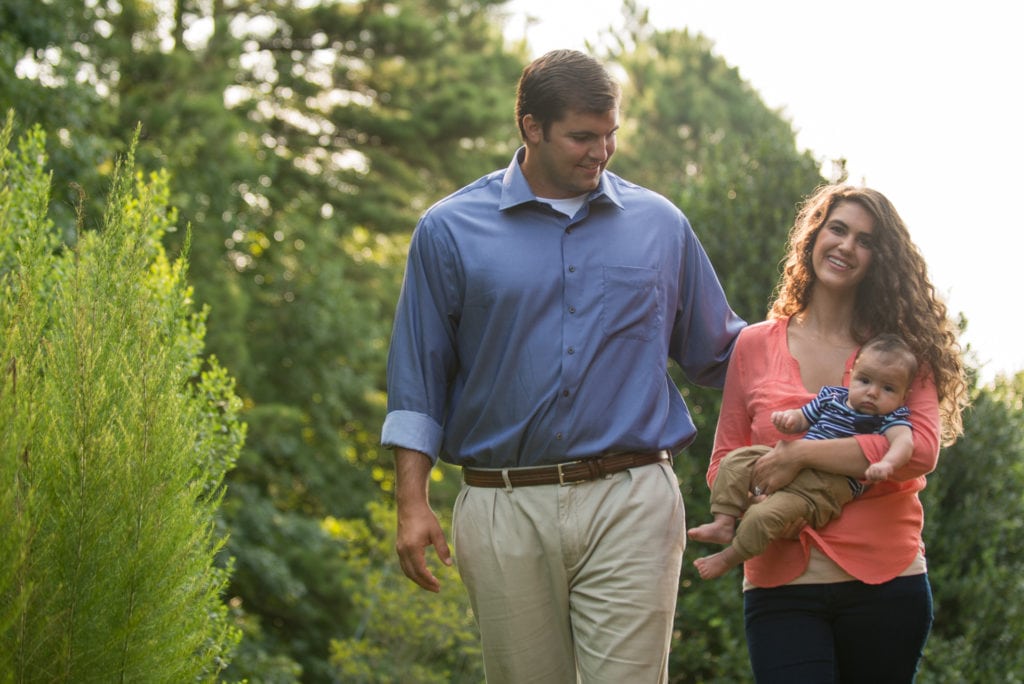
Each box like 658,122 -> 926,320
689,333 -> 917,580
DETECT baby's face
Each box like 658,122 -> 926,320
848,349 -> 910,415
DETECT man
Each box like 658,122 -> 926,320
382,49 -> 744,683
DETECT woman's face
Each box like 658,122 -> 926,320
810,200 -> 876,293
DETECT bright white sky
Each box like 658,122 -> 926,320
503,0 -> 1024,383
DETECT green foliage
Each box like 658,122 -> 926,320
1,0 -> 524,675
328,500 -> 483,684
184,2 -> 525,675
0,0 -> 117,237
11,1 -> 1022,682
0,117 -> 243,680
919,372 -> 1024,682
0,112 -> 57,669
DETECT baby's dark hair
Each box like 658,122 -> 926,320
856,333 -> 919,384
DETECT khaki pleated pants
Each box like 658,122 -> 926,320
452,460 -> 686,684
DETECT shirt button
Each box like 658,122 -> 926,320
555,433 -> 564,440
568,265 -> 576,272
567,347 -> 575,355
568,306 -> 576,314
562,389 -> 570,397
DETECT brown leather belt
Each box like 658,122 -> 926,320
462,451 -> 670,488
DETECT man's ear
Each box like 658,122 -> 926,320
522,114 -> 543,144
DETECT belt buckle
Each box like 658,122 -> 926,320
557,460 -> 581,486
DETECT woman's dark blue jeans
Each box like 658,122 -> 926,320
743,574 -> 933,683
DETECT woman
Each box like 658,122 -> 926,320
707,184 -> 969,682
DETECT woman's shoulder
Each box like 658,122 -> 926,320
730,318 -> 791,373
737,317 -> 787,345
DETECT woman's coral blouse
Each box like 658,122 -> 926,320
707,318 -> 941,587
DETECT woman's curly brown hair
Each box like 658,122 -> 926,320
770,184 -> 969,445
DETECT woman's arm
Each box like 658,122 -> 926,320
751,366 -> 941,493
752,437 -> 869,495
706,332 -> 753,487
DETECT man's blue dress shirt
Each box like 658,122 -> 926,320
382,149 -> 745,468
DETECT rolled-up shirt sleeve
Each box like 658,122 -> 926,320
381,410 -> 445,462
381,214 -> 461,463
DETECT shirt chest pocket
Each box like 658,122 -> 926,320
599,265 -> 662,341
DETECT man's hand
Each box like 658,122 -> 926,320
395,500 -> 452,593
393,448 -> 452,592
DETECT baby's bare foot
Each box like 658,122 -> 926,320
687,520 -> 734,545
693,547 -> 742,580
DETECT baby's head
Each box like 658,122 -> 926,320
849,334 -> 918,416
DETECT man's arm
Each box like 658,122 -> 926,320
394,447 -> 452,593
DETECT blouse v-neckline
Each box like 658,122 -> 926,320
779,317 -> 857,395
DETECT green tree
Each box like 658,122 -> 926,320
7,1 -> 909,679
919,372 -> 1024,682
0,0 -> 116,235
5,0 -> 526,675
607,0 -> 824,324
208,2 -> 524,677
0,117 -> 243,680
2,0 -> 524,675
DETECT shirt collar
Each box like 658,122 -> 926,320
499,147 -> 625,212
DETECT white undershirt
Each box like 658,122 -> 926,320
538,194 -> 588,217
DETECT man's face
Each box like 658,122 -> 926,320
521,108 -> 619,199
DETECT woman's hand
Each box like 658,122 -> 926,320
751,439 -> 804,495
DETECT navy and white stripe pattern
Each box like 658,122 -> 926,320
799,386 -> 912,497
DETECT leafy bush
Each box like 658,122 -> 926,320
0,115 -> 243,680
920,372 -> 1024,682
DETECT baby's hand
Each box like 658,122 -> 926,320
865,462 -> 894,482
771,410 -> 803,434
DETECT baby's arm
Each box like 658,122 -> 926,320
864,425 -> 913,482
772,408 -> 811,434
